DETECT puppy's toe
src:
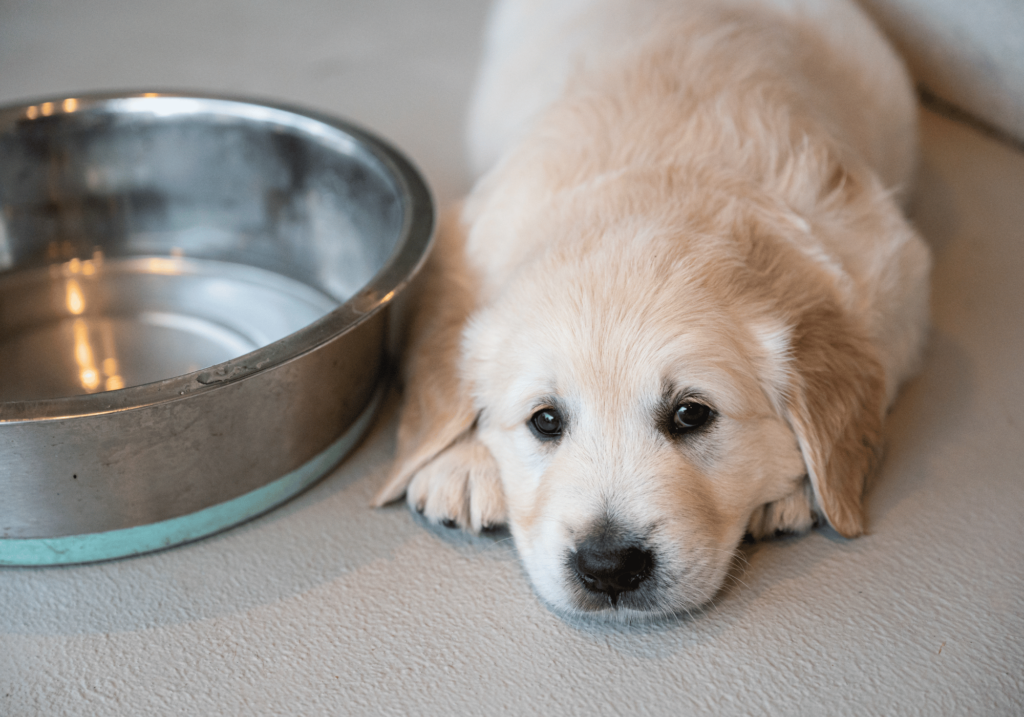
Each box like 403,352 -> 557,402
406,455 -> 469,527
405,438 -> 506,533
466,446 -> 507,533
747,480 -> 818,539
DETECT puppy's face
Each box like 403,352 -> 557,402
464,225 -> 807,619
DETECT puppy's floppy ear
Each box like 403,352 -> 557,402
372,205 -> 481,507
783,301 -> 885,538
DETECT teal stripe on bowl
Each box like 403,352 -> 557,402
0,383 -> 384,567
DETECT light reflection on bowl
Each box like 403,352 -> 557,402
0,92 -> 433,565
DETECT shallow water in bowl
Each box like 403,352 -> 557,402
0,255 -> 339,402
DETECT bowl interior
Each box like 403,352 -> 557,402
0,95 -> 405,402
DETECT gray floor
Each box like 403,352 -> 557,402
2,2 -> 1022,715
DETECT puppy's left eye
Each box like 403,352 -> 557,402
529,408 -> 563,441
672,402 -> 712,433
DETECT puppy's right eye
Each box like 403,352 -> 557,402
529,408 -> 563,441
671,401 -> 713,434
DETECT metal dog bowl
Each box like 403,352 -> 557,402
0,92 -> 433,565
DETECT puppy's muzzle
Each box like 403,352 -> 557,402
571,535 -> 654,607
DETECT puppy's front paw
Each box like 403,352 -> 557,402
747,480 -> 819,539
406,437 -> 506,533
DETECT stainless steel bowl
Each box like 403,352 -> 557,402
0,92 -> 433,565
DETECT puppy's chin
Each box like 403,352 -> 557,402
512,519 -> 742,623
544,601 -> 687,626
524,565 -> 735,624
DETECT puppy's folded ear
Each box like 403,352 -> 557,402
372,205 -> 481,507
783,302 -> 885,538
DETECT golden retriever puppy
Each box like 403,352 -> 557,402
374,0 -> 931,619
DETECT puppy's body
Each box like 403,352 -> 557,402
376,0 -> 931,619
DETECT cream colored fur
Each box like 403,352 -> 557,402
374,0 -> 931,619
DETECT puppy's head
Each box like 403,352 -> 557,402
462,176 -> 884,619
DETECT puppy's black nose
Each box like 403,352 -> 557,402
573,541 -> 653,603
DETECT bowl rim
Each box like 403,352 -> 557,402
0,90 -> 435,424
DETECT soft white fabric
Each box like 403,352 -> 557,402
859,0 -> 1024,141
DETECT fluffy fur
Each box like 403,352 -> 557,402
374,0 -> 931,620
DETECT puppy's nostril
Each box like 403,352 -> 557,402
574,544 -> 653,600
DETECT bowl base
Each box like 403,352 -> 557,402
0,378 -> 385,566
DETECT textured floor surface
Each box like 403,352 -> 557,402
1,2 -> 1022,715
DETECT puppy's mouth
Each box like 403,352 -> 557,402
563,536 -> 665,614
548,526 -> 735,620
